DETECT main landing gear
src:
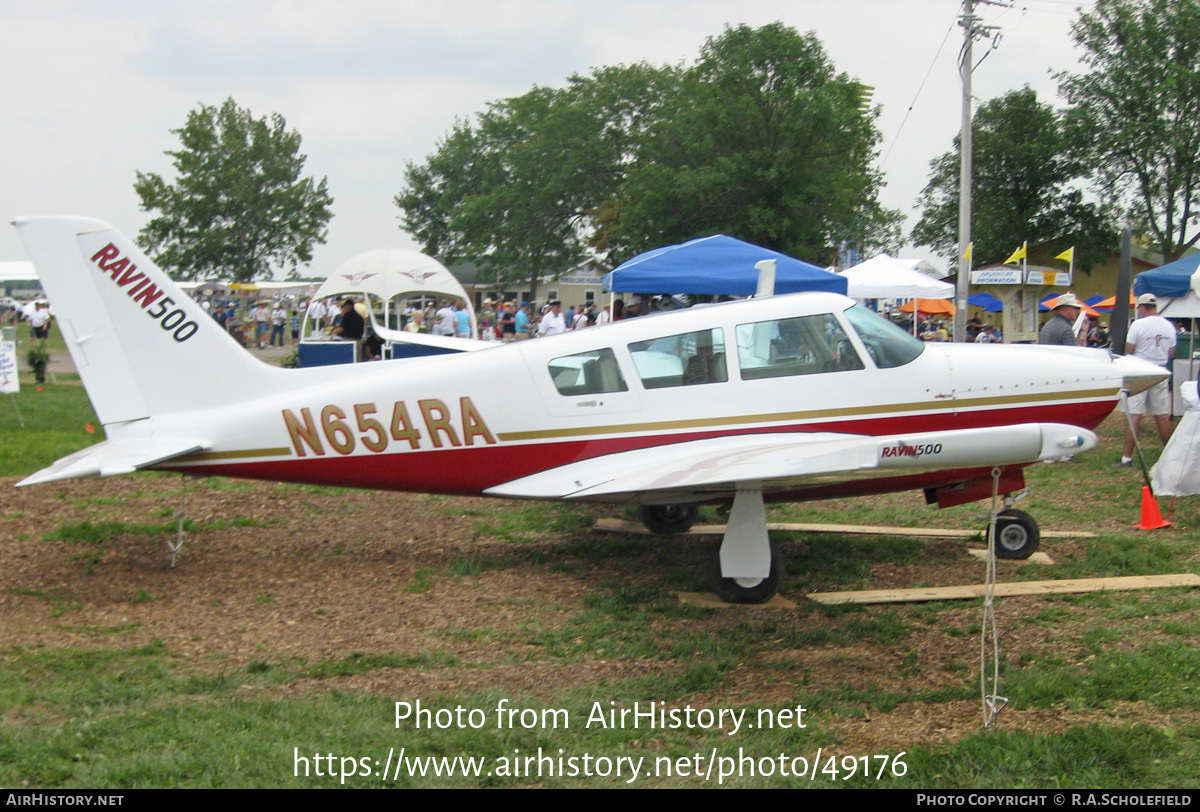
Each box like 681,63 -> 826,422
640,482 -> 783,604
637,490 -> 1039,604
638,504 -> 699,535
987,508 -> 1040,560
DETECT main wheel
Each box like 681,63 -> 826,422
711,541 -> 784,604
988,509 -> 1040,559
639,504 -> 699,534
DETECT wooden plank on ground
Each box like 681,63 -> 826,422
591,517 -> 1092,540
965,549 -> 1055,565
678,592 -> 797,609
806,573 -> 1200,605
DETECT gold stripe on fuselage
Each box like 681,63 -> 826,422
169,387 -> 1118,462
495,387 -> 1119,442
179,447 -> 292,462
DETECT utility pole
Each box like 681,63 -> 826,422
954,0 -> 1003,342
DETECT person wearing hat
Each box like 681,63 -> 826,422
1038,292 -> 1083,346
1118,293 -> 1177,466
514,302 -> 532,341
538,300 -> 566,337
330,298 -> 365,341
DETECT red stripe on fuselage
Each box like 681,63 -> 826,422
167,397 -> 1114,499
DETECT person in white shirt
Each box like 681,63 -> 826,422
28,302 -> 51,341
433,300 -> 457,336
537,300 -> 567,337
253,303 -> 270,348
1119,293 -> 1177,466
306,299 -> 327,336
270,304 -> 287,346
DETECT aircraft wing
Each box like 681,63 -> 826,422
484,423 -> 1095,502
18,438 -> 210,486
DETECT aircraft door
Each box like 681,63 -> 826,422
523,344 -> 643,418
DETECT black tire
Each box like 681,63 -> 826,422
712,541 -> 784,604
988,509 -> 1040,559
639,504 -> 699,534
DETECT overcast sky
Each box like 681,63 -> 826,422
0,0 -> 1091,278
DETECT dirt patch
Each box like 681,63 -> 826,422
1,471 -> 1193,754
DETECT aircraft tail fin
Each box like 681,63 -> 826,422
13,217 -> 286,426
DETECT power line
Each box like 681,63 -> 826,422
880,18 -> 956,169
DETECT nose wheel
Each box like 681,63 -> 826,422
988,509 -> 1040,559
639,488 -> 784,603
712,540 -> 784,603
711,483 -> 782,604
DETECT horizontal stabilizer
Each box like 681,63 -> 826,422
18,438 -> 210,486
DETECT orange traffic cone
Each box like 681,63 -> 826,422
1139,486 -> 1171,530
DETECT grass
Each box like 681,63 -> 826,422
2,369 -> 1199,786
0,382 -> 101,475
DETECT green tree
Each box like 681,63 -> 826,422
1058,0 -> 1200,262
911,87 -> 1115,269
399,24 -> 897,289
398,64 -> 674,298
135,98 -> 333,281
600,23 -> 901,265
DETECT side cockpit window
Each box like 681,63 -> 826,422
627,328 -> 727,389
736,314 -> 863,380
548,348 -> 628,396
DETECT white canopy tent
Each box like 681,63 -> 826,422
308,248 -> 478,343
0,261 -> 37,282
839,254 -> 954,300
178,279 -> 318,297
1153,292 -> 1200,319
1152,382 -> 1200,496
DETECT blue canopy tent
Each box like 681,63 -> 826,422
602,234 -> 847,296
1134,254 -> 1200,299
1136,255 -> 1200,410
1134,254 -> 1200,318
968,292 -> 1003,313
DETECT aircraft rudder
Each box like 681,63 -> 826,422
14,216 -> 279,421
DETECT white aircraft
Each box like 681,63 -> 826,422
13,217 -> 1167,602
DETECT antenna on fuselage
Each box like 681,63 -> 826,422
754,259 -> 777,298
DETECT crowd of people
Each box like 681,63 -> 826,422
377,296 -> 677,342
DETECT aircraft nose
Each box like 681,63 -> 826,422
1113,353 -> 1170,395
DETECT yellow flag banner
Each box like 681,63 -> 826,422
1003,243 -> 1027,265
1055,246 -> 1075,263
962,242 -> 973,265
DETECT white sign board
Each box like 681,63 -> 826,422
0,341 -> 19,394
1025,270 -> 1045,285
971,269 -> 1023,285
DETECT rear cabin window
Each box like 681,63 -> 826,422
627,328 -> 727,389
548,348 -> 628,396
736,314 -> 864,380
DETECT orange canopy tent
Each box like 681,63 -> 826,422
1092,294 -> 1138,310
898,298 -> 956,316
1042,294 -> 1101,318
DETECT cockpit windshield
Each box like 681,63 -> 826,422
842,304 -> 925,369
